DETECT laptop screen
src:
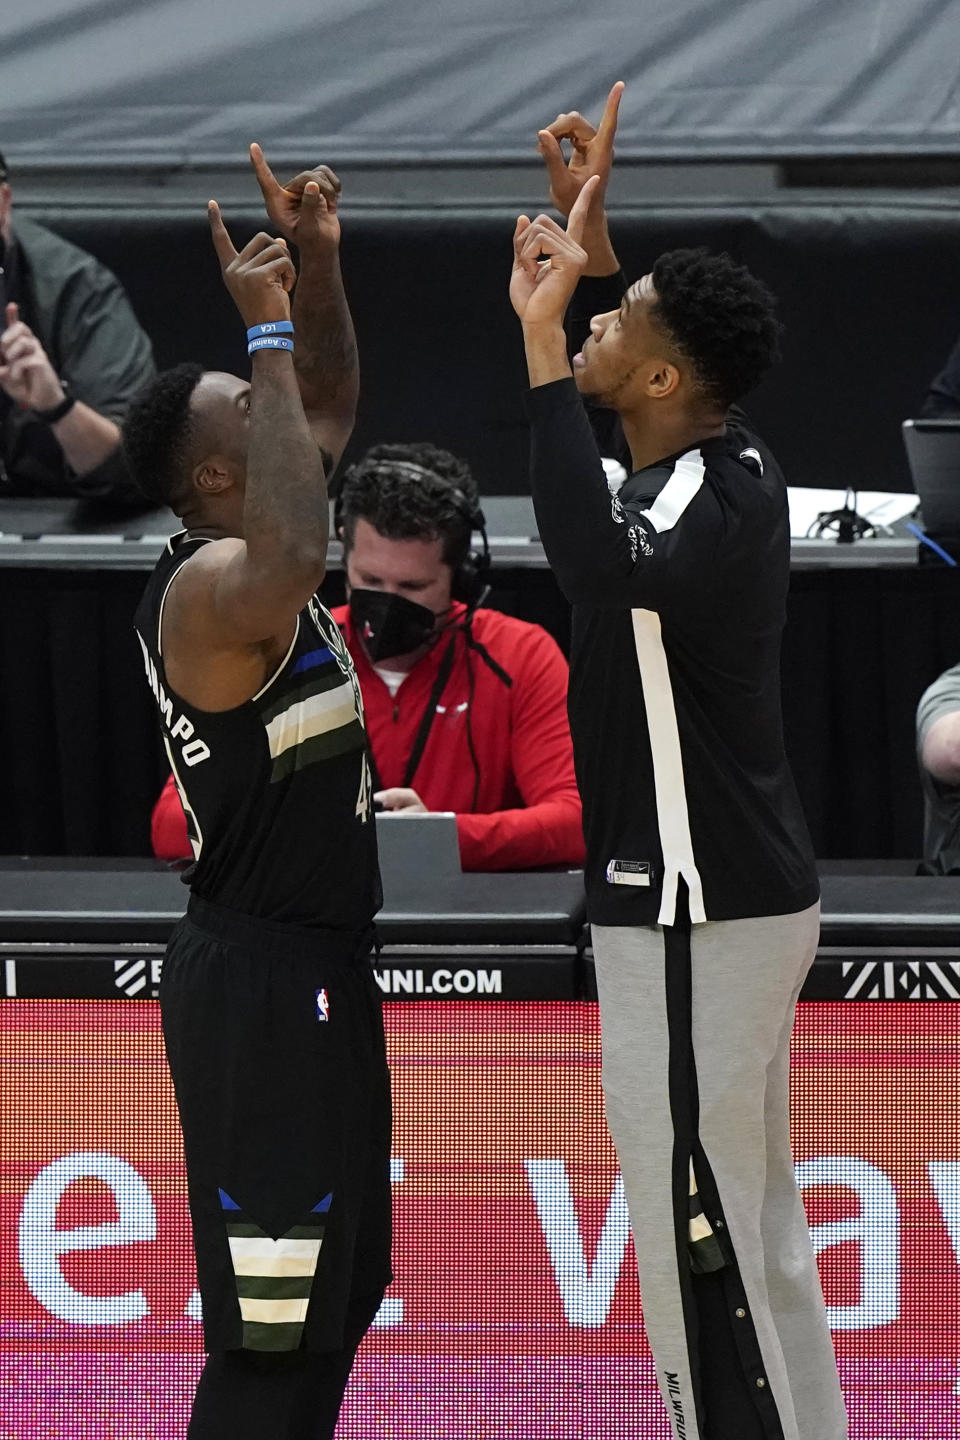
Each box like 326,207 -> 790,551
902,419 -> 960,538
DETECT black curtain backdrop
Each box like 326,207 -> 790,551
21,199 -> 960,497
1,562 -> 959,862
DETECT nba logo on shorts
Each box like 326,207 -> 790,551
315,988 -> 330,1023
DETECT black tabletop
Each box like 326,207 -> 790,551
0,496 -> 920,571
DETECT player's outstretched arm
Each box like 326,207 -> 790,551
250,145 -> 358,477
167,205 -> 328,680
510,176 -> 599,388
537,82 -> 624,278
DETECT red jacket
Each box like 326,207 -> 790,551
151,603 -> 585,872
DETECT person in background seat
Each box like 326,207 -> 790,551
0,147 -> 155,500
917,660 -> 960,873
153,441 -> 585,873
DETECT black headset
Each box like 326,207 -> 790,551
335,458 -> 491,610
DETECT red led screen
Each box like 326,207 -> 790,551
1,1000 -> 958,1438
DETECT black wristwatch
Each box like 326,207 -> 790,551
34,384 -> 76,424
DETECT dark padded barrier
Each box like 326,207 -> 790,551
1,864 -> 958,1006
20,198 -> 960,494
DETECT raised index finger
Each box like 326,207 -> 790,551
207,201 -> 238,268
597,81 -> 626,143
566,174 -> 601,244
249,142 -> 282,201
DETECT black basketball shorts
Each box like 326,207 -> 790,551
159,895 -> 393,1355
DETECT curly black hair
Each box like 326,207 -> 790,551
121,362 -> 204,510
649,249 -> 782,410
337,442 -> 480,567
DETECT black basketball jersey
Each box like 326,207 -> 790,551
134,532 -> 381,929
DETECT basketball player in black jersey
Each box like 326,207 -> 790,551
511,91 -> 846,1440
123,151 -> 388,1440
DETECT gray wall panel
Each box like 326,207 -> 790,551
1,0 -> 959,168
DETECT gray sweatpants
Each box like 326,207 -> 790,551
593,901 -> 847,1440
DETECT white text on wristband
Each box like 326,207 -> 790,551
248,335 -> 295,355
246,321 -> 294,340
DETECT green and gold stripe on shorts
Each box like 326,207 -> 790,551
225,1217 -> 330,1351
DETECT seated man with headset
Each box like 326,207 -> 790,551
152,442 -> 585,871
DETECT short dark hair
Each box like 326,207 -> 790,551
338,442 -> 479,567
0,150 -> 8,183
121,363 -> 204,510
649,248 -> 782,409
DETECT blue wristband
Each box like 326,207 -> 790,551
248,335 -> 295,355
246,321 -> 294,340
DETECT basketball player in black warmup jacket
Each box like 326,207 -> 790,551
123,152 -> 388,1439
511,91 -> 846,1440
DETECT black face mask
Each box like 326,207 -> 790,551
349,588 -> 441,662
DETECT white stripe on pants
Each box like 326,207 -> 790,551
593,903 -> 847,1440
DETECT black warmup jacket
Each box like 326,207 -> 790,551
525,287 -> 818,929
